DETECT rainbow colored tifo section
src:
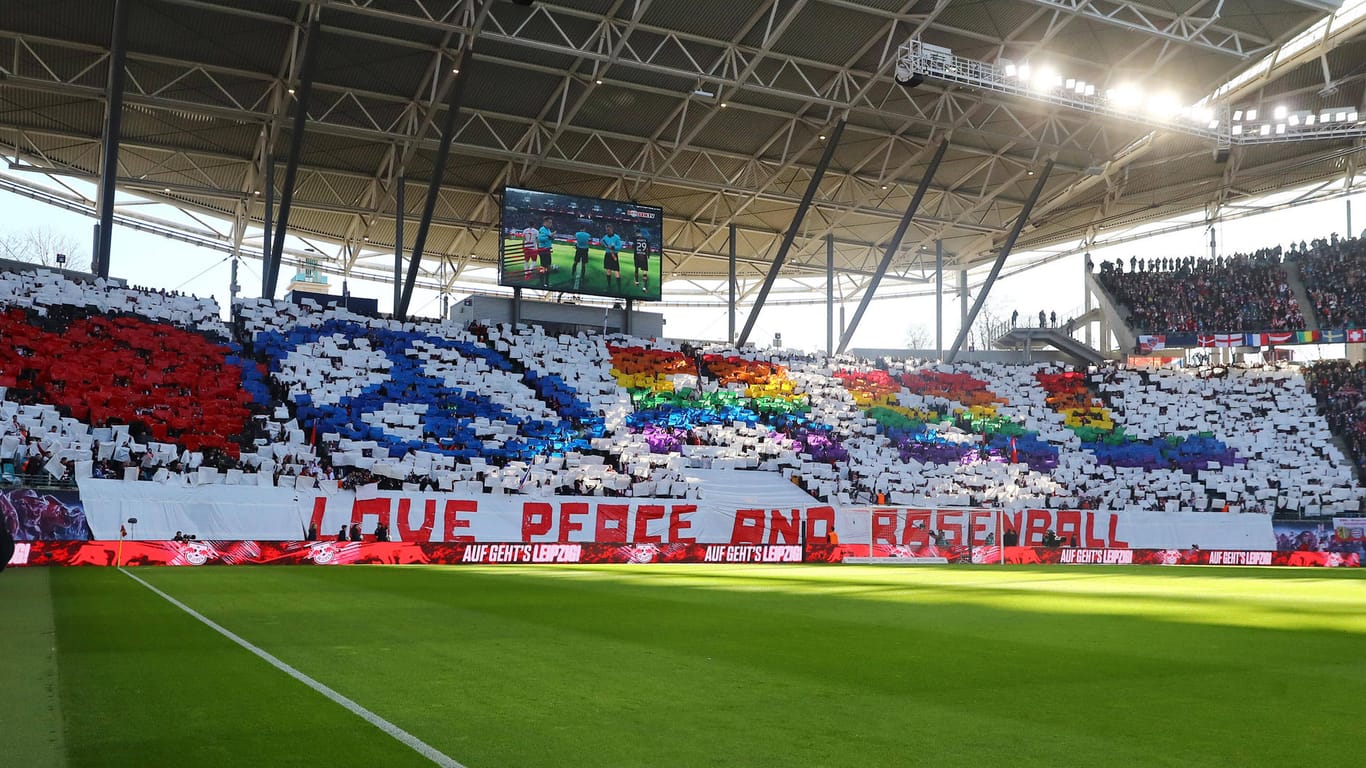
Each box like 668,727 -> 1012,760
1034,371 -> 1242,472
834,369 -> 1058,470
607,347 -> 845,461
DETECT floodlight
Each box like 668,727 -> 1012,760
1004,63 -> 1017,77
1017,63 -> 1031,81
1275,123 -> 1286,134
1074,80 -> 1086,94
1338,111 -> 1349,122
1232,125 -> 1243,135
1321,110 -> 1333,122
1246,109 -> 1257,120
1260,124 -> 1271,136
1065,78 -> 1075,90
1306,114 -> 1315,125
1351,111 -> 1360,122
1233,110 -> 1243,121
1084,84 -> 1095,96
1289,114 -> 1300,126
1208,119 -> 1220,129
1273,105 -> 1287,119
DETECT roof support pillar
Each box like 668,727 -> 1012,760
397,63 -> 471,320
263,12 -> 323,298
394,178 -> 405,313
737,118 -> 846,347
946,160 -> 1054,363
836,138 -> 948,353
93,0 -> 131,279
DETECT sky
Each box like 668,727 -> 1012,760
2,170 -> 1364,358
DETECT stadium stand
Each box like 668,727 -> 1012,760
0,266 -> 1361,516
1304,360 -> 1366,479
1293,234 -> 1366,329
1095,249 -> 1304,333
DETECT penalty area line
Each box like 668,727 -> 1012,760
119,568 -> 467,768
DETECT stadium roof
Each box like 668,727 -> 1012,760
1,0 -> 1364,303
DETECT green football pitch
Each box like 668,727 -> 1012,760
5,564 -> 1365,767
501,242 -> 662,300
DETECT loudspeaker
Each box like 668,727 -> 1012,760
896,71 -> 925,88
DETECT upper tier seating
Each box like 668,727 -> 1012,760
1095,249 -> 1304,334
1293,234 -> 1366,329
0,266 -> 1359,515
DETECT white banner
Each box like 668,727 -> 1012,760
76,479 -> 1273,549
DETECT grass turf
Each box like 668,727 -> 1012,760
18,564 -> 1366,767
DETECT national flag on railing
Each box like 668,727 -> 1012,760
1265,332 -> 1294,345
1296,330 -> 1321,344
1349,329 -> 1366,343
1322,329 -> 1346,343
1197,335 -> 1216,347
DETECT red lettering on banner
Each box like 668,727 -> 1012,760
969,510 -> 991,546
871,511 -> 898,544
1108,514 -> 1129,549
558,502 -> 589,543
805,506 -> 835,541
935,510 -> 965,545
1055,510 -> 1080,546
443,500 -> 477,542
309,496 -> 328,532
731,508 -> 765,544
1084,512 -> 1106,547
669,504 -> 697,544
634,504 -> 665,544
769,510 -> 800,544
352,497 -> 392,530
522,502 -> 553,541
903,509 -> 931,545
1024,509 -> 1050,546
395,498 -> 435,542
1001,511 -> 1022,543
594,504 -> 629,543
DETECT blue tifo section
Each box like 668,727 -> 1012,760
224,342 -> 272,405
1083,435 -> 1243,472
253,321 -> 602,461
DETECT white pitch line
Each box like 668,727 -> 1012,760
119,568 -> 467,768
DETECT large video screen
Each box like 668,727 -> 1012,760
499,187 -> 664,301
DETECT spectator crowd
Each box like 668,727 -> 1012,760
1096,248 -> 1304,334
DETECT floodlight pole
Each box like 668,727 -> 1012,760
837,138 -> 948,354
94,0 -> 131,279
737,118 -> 846,347
397,62 -> 470,320
946,160 -> 1054,362
264,13 -> 323,298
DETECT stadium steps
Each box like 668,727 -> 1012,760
1281,259 -> 1320,332
992,326 -> 1108,366
1083,270 -> 1140,354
